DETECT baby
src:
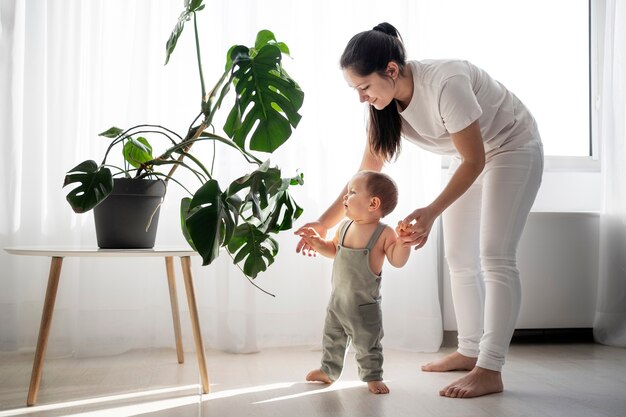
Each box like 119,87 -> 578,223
297,170 -> 410,394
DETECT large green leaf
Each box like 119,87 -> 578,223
63,160 -> 113,213
227,223 -> 278,278
179,197 -> 196,250
226,161 -> 281,217
260,180 -> 304,234
182,179 -> 238,266
225,45 -> 251,73
254,30 -> 290,56
122,136 -> 153,168
226,164 -> 304,234
187,162 -> 303,278
223,43 -> 304,153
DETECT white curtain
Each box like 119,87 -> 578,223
593,0 -> 626,347
0,0 -> 442,358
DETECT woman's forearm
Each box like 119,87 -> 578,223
430,160 -> 483,216
317,183 -> 348,229
430,121 -> 486,216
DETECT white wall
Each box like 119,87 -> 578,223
533,169 -> 601,213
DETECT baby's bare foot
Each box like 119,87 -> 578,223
421,352 -> 477,372
439,367 -> 503,398
306,369 -> 332,384
367,380 -> 390,394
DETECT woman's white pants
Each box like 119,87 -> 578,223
443,137 -> 544,372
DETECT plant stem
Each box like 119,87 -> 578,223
164,121 -> 207,182
163,12 -> 208,183
193,13 -> 206,101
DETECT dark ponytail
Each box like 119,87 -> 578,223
340,22 -> 406,161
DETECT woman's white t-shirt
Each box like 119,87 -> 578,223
399,60 -> 539,157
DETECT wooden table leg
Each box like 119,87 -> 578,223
179,256 -> 210,394
27,256 -> 63,406
165,257 -> 184,364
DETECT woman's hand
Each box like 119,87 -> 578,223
294,221 -> 328,256
397,206 -> 438,250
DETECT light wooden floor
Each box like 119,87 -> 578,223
0,342 -> 625,417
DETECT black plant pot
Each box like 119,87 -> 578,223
93,178 -> 167,249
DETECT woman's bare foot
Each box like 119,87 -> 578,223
306,369 -> 333,384
421,352 -> 477,372
368,380 -> 390,394
439,366 -> 503,398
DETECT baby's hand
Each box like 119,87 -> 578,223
297,227 -> 323,256
396,221 -> 412,237
298,227 -> 321,239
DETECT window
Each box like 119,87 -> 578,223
411,0 -> 590,157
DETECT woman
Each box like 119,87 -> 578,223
295,22 -> 543,398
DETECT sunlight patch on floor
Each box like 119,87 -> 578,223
0,385 -> 199,417
201,381 -> 299,401
253,380 -> 377,404
63,395 -> 200,417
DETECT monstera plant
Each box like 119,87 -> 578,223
62,0 -> 304,282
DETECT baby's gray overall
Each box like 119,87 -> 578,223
320,220 -> 386,382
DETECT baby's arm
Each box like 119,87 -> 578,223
383,226 -> 411,267
297,226 -> 339,258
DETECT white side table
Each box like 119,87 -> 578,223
3,247 -> 210,406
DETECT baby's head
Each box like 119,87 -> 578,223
351,170 -> 398,218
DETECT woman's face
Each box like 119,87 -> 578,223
343,67 -> 395,111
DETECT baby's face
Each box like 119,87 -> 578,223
343,175 -> 372,220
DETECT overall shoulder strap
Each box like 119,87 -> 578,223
365,223 -> 387,250
338,220 -> 353,245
